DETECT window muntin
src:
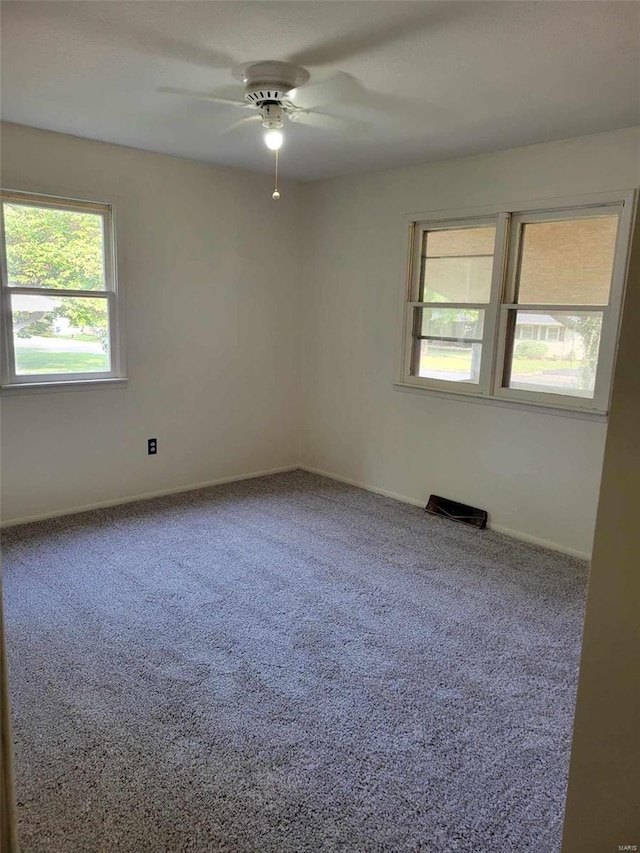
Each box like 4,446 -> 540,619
1,190 -> 122,387
401,198 -> 631,414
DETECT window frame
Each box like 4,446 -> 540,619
396,190 -> 637,416
0,188 -> 126,392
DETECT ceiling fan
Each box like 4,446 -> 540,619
160,60 -> 367,198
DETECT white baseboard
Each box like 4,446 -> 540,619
299,465 -> 591,561
488,523 -> 590,560
2,462 -> 592,560
300,465 -> 426,508
0,465 -> 298,528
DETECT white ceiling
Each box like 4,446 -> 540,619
1,1 -> 639,181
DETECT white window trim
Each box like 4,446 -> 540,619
0,187 -> 127,392
395,189 -> 637,417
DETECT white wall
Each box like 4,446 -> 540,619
2,123 -> 638,556
0,123 -> 303,523
300,127 -> 640,557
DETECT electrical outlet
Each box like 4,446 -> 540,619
148,438 -> 157,455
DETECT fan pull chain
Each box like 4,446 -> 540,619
272,149 -> 280,200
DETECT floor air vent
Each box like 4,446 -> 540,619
425,495 -> 488,529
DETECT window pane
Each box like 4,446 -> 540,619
419,308 -> 484,339
421,226 -> 495,303
3,202 -> 106,291
422,257 -> 494,303
416,340 -> 482,383
505,310 -> 602,398
517,216 -> 618,305
426,227 -> 496,257
11,294 -> 110,375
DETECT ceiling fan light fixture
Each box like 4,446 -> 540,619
264,130 -> 284,151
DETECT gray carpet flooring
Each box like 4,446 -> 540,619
2,470 -> 588,852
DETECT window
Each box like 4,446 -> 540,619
412,224 -> 495,385
543,326 -> 563,343
518,325 -> 536,340
399,193 -> 635,414
0,190 -> 124,389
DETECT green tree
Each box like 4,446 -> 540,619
4,203 -> 107,336
550,314 -> 601,391
13,313 -> 51,337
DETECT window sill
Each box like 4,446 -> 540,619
1,377 -> 128,396
393,380 -> 608,422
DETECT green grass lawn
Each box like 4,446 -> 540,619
56,333 -> 101,342
15,349 -> 109,374
423,352 -> 577,374
510,357 -> 576,374
17,344 -> 571,378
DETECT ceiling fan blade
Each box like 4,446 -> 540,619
288,5 -> 450,68
287,109 -> 368,136
218,115 -> 263,137
288,72 -> 360,111
290,71 -> 437,127
158,87 -> 251,108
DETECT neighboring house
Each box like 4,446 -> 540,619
427,311 -> 582,360
11,293 -> 60,313
513,313 -> 582,359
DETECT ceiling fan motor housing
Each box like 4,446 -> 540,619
245,86 -> 290,106
234,60 -> 311,107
